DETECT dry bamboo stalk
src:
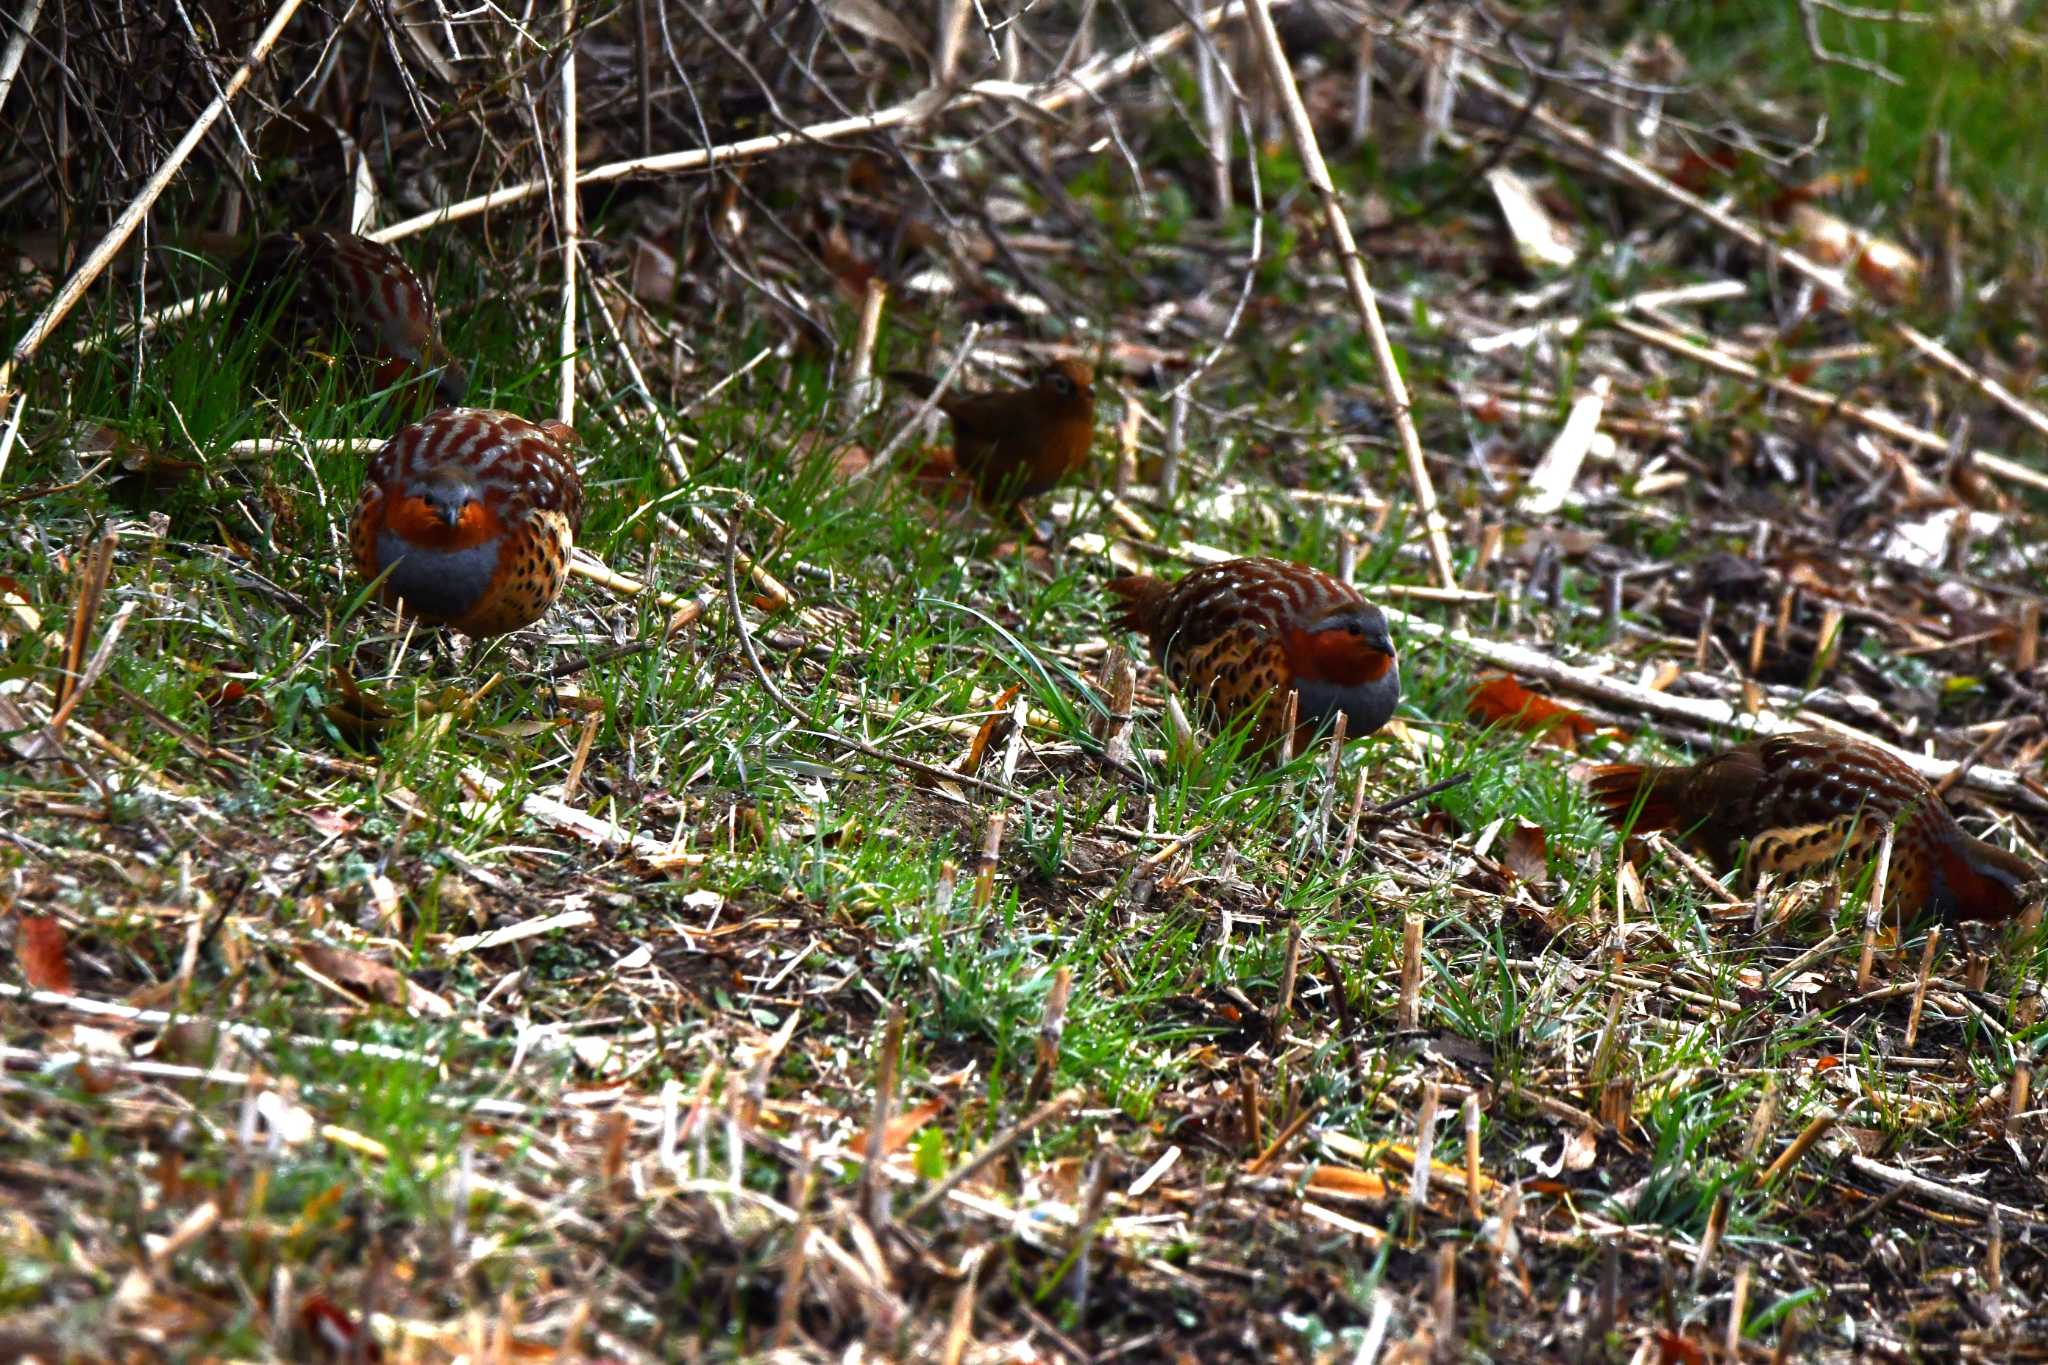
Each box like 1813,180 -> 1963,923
972,812 -> 1006,912
1276,919 -> 1302,1030
1337,765 -> 1370,866
860,1005 -> 907,1228
1986,1204 -> 2004,1292
1239,1062 -> 1262,1152
1725,1265 -> 1750,1356
1461,1094 -> 1483,1221
1241,0 -> 1457,590
1410,1082 -> 1441,1217
1690,1193 -> 1726,1288
2019,600 -> 2042,673
1902,927 -> 1941,1049
771,1146 -> 815,1350
1397,914 -> 1424,1031
1740,1081 -> 1778,1165
843,279 -> 888,420
1162,388 -> 1187,502
1433,1242 -> 1457,1352
1757,1110 -> 1836,1187
1854,828 -> 1896,992
2009,1058 -> 2032,1136
557,0 -> 580,427
1025,966 -> 1073,1107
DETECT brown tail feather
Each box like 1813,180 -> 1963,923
1585,763 -> 1686,831
884,369 -> 941,400
1105,574 -> 1172,633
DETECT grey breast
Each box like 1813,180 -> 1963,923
1294,663 -> 1400,736
374,531 -> 499,620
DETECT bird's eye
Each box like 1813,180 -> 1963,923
1047,372 -> 1074,396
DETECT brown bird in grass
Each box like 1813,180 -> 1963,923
1107,556 -> 1400,753
351,408 -> 582,638
886,358 -> 1096,505
232,230 -> 467,408
1586,731 -> 2038,925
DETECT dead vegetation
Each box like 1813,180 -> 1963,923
2,1 -> 2047,1360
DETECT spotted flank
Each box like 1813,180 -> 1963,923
1586,730 -> 2036,925
1106,556 -> 1400,751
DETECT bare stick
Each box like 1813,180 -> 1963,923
372,3 -> 1267,245
557,0 -> 580,426
0,0 -> 309,390
1461,1093 -> 1482,1221
1725,1265 -> 1750,1356
1397,914 -> 1423,1031
1854,827 -> 1895,992
861,1005 -> 907,1229
904,1090 -> 1081,1223
0,0 -> 45,113
1241,0 -> 1456,589
1902,927 -> 1941,1050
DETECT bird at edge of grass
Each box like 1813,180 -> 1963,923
350,407 -> 583,640
1106,555 -> 1400,756
884,357 -> 1096,509
231,229 -> 468,410
1584,730 -> 2040,928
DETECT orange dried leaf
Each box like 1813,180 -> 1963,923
1306,1163 -> 1391,1200
958,683 -> 1023,776
16,914 -> 74,992
1466,674 -> 1601,750
847,1097 -> 944,1159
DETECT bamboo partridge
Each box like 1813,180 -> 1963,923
234,230 -> 467,407
1108,556 -> 1400,752
1587,731 -> 2038,924
351,408 -> 583,638
886,359 -> 1095,505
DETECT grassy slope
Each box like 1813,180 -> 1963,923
4,10 -> 2048,1361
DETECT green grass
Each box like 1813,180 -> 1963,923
7,18 -> 2048,1354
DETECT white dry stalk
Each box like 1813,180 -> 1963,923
557,0 -> 580,426
1519,375 -> 1611,516
1240,0 -> 1456,589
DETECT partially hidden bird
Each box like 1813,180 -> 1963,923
233,229 -> 467,407
885,358 -> 1095,505
1107,556 -> 1400,752
1586,731 -> 2038,925
351,408 -> 583,638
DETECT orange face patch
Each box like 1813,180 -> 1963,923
1285,627 -> 1393,686
383,491 -> 498,549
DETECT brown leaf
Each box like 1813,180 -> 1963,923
297,943 -> 453,1017
846,1097 -> 944,1160
16,914 -> 74,992
958,683 -> 1022,776
1466,674 -> 1604,750
821,0 -> 929,62
1499,821 -> 1550,890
